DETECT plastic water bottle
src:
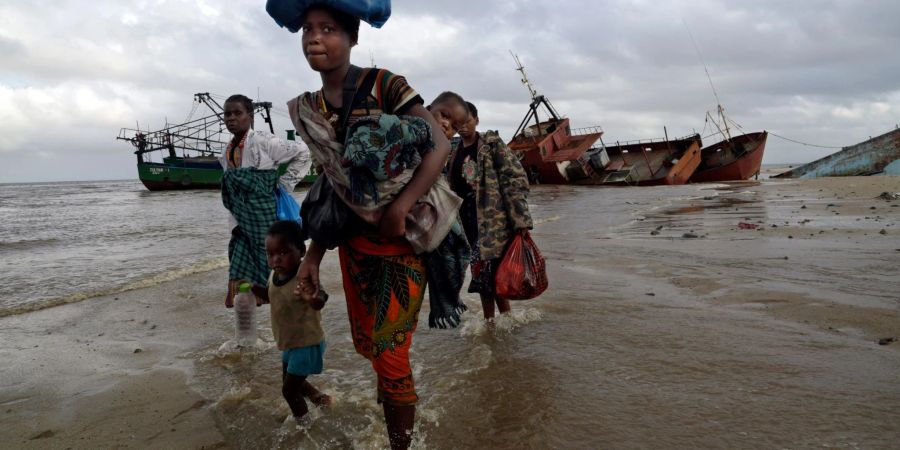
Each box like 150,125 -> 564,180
234,282 -> 257,348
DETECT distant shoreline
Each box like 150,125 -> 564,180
0,178 -> 140,186
0,165 -> 811,186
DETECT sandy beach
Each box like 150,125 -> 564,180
2,176 -> 899,449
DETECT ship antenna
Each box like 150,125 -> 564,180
511,51 -> 539,101
684,19 -> 731,141
370,49 -> 377,68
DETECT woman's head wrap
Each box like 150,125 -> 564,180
266,0 -> 391,32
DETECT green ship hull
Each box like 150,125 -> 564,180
125,109 -> 317,191
137,157 -> 314,191
138,159 -> 222,191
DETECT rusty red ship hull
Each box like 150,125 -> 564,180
507,117 -> 603,185
690,131 -> 767,183
573,134 -> 703,186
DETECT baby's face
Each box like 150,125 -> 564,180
265,235 -> 303,278
429,102 -> 469,139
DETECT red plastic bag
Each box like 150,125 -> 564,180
495,231 -> 548,300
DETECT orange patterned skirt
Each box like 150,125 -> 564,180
339,234 -> 425,406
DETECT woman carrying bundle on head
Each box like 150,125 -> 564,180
267,1 -> 470,448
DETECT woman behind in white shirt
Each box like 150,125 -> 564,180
221,94 -> 312,308
221,94 -> 311,197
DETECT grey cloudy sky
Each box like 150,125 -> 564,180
2,0 -> 899,183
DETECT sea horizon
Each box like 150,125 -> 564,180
0,163 -> 815,186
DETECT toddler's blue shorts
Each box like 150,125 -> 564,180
282,341 -> 326,376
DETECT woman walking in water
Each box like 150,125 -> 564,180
447,101 -> 533,321
269,2 -> 467,448
220,94 -> 311,309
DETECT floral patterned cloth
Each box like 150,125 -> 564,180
343,115 -> 469,328
343,114 -> 433,204
339,234 -> 425,406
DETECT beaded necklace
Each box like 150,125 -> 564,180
319,92 -> 340,128
227,131 -> 248,168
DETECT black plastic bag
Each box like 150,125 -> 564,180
300,174 -> 350,249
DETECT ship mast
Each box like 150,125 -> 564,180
512,51 -> 539,102
708,76 -> 731,141
509,51 -> 561,124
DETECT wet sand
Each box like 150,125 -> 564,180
2,176 -> 899,449
0,271 -> 229,449
612,175 -> 900,341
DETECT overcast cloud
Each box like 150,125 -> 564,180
2,0 -> 899,182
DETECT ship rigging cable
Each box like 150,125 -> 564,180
703,110 -> 746,140
768,132 -> 844,149
683,21 -> 845,152
683,20 -> 724,114
183,101 -> 199,124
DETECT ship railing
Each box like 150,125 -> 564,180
117,111 -> 230,155
571,126 -> 604,136
118,127 -> 227,154
116,128 -> 228,153
595,133 -> 701,149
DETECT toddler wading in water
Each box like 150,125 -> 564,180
253,221 -> 333,423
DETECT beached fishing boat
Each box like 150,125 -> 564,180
773,127 -> 900,178
117,93 -> 314,191
505,54 -> 701,186
506,106 -> 605,185
135,155 -> 224,190
686,102 -> 768,183
691,131 -> 768,183
681,37 -> 769,183
574,133 -> 703,186
505,54 -> 604,184
507,99 -> 701,186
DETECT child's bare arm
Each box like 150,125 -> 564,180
251,284 -> 269,302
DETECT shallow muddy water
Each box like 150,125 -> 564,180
192,183 -> 900,449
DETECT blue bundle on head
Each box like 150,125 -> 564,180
266,0 -> 392,32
